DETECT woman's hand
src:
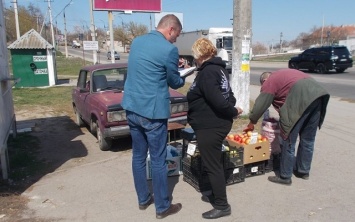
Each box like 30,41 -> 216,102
233,107 -> 243,119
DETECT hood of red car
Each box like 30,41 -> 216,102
93,91 -> 123,107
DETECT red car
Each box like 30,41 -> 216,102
72,63 -> 188,151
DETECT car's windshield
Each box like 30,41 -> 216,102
92,68 -> 127,92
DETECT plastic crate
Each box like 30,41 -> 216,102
244,160 -> 267,177
223,147 -> 244,169
181,128 -> 196,141
182,155 -> 245,192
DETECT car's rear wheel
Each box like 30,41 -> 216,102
336,68 -> 345,73
74,106 -> 84,127
316,63 -> 327,74
289,62 -> 298,70
96,120 -> 112,151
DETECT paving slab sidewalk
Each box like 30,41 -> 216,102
19,83 -> 355,222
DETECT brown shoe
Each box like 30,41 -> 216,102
139,196 -> 154,210
156,203 -> 182,219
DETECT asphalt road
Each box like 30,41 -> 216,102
250,62 -> 355,101
64,47 -> 355,101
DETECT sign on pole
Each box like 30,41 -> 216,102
83,41 -> 99,51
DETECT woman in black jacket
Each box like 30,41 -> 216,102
187,38 -> 242,219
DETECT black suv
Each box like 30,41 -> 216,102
288,46 -> 353,74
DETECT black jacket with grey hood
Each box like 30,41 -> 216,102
187,57 -> 238,130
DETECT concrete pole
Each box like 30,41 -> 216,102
48,0 -> 56,49
64,12 -> 69,58
231,0 -> 252,115
108,11 -> 115,64
89,0 -> 97,64
13,0 -> 20,39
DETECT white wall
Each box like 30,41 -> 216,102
339,38 -> 355,55
0,1 -> 16,179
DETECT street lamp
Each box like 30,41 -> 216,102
113,14 -> 124,27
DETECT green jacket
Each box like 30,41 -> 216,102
250,69 -> 330,139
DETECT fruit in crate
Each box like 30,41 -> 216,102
226,131 -> 268,145
227,134 -> 234,140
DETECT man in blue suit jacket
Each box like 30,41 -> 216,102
122,14 -> 185,219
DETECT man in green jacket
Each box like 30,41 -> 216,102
244,69 -> 329,185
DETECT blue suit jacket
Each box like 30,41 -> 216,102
122,30 -> 185,119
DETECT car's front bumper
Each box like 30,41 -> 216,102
102,115 -> 187,139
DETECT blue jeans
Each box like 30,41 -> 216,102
126,111 -> 170,213
279,99 -> 321,178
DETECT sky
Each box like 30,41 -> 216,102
4,0 -> 355,44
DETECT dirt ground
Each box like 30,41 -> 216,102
0,101 -> 139,221
0,106 -> 82,221
0,103 -> 250,221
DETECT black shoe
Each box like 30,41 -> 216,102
156,203 -> 182,219
202,205 -> 231,219
268,176 -> 292,185
201,195 -> 215,203
293,170 -> 309,180
139,196 -> 154,210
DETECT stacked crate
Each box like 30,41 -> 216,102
181,128 -> 245,192
181,128 -> 271,192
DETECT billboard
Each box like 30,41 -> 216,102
93,0 -> 162,12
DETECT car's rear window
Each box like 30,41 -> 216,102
333,47 -> 350,56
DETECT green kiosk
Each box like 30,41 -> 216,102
8,29 -> 56,87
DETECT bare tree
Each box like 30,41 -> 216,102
252,42 -> 268,55
113,21 -> 148,52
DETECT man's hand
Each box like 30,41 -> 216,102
243,122 -> 255,132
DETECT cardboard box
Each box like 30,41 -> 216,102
146,145 -> 182,180
226,139 -> 270,164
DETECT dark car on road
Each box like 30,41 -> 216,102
288,45 -> 353,74
72,63 -> 188,151
107,51 -> 120,60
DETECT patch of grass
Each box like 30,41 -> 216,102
12,86 -> 73,114
252,53 -> 298,62
6,133 -> 47,182
56,55 -> 93,78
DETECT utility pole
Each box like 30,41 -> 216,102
108,11 -> 115,64
279,32 -> 283,53
231,0 -> 252,115
89,0 -> 97,64
13,0 -> 20,39
64,11 -> 68,58
46,0 -> 56,48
